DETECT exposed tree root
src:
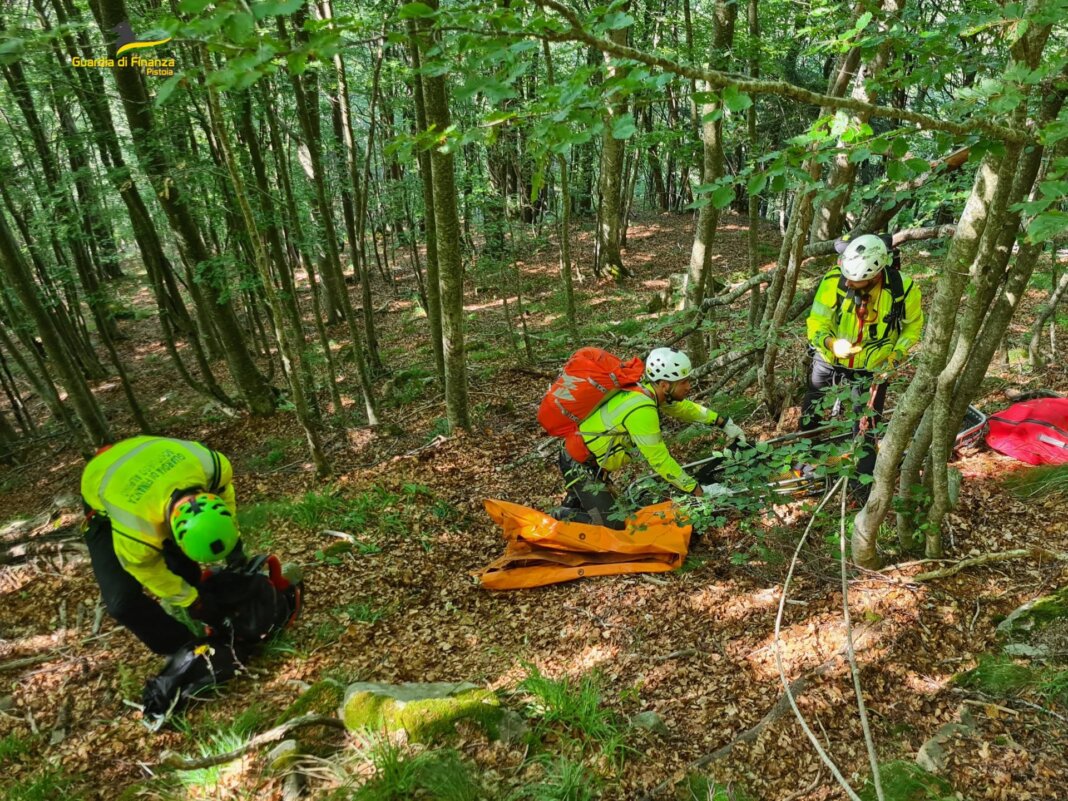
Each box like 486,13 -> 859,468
913,547 -> 1068,582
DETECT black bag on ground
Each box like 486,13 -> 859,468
141,634 -> 251,717
200,569 -> 295,643
140,558 -> 299,720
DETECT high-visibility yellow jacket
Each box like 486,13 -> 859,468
81,436 -> 236,607
577,381 -> 721,493
807,267 -> 923,370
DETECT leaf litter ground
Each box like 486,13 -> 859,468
0,212 -> 1066,800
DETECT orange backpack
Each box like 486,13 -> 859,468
537,347 -> 645,463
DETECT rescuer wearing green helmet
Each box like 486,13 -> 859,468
80,436 -> 244,655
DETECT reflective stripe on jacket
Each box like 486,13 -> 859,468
80,436 -> 235,606
807,267 -> 923,370
577,381 -> 720,492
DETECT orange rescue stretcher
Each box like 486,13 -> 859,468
475,499 -> 691,590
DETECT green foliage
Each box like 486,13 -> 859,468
509,756 -> 600,801
683,774 -> 754,801
859,761 -> 956,801
954,654 -> 1043,697
518,663 -> 629,769
349,738 -> 486,801
0,767 -> 80,801
0,734 -> 31,761
337,600 -> 388,625
1003,464 -> 1068,502
171,713 -> 264,791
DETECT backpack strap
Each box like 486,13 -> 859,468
882,268 -> 907,336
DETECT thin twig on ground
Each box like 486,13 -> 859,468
158,714 -> 347,770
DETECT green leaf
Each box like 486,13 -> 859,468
398,2 -> 435,19
611,114 -> 637,140
1025,210 -> 1068,244
0,37 -> 24,65
253,0 -> 304,18
224,10 -> 255,43
153,73 -> 184,107
712,185 -> 734,209
905,158 -> 930,174
886,160 -> 910,182
722,84 -> 752,112
602,11 -> 635,30
890,138 -> 910,158
854,11 -> 873,32
178,0 -> 213,12
747,173 -> 767,195
849,147 -> 871,164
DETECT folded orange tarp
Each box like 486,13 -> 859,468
476,499 -> 691,590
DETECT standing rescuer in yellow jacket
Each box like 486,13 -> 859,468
552,347 -> 746,529
803,234 -> 924,481
80,436 -> 244,655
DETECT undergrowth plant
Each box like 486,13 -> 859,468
1003,464 -> 1068,501
518,663 -> 630,771
0,767 -> 80,801
955,654 -> 1068,705
508,756 -> 600,801
344,736 -> 486,801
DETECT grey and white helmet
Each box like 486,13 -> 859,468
840,234 -> 891,282
645,348 -> 692,382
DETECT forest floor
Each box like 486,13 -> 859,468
1,211 -> 1067,801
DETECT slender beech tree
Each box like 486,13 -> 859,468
278,14 -> 378,424
595,4 -> 631,281
92,0 -> 276,415
418,3 -> 470,431
542,38 -> 578,340
685,0 -> 737,363
203,55 -> 329,476
408,19 -> 446,386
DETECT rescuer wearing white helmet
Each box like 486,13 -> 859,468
553,347 -> 746,529
802,233 -> 924,486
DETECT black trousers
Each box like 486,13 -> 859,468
556,449 -> 627,530
84,515 -> 194,655
800,353 -> 887,478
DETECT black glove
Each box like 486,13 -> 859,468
188,589 -> 224,627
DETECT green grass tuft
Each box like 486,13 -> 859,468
1003,464 -> 1068,501
518,663 -> 629,768
350,737 -> 485,801
509,756 -> 600,801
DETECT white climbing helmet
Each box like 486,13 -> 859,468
840,234 -> 891,282
645,347 -> 692,383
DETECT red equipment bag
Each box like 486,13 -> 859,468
538,347 -> 645,464
986,398 -> 1068,465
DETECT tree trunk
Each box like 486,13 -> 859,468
408,20 -> 446,387
419,5 -> 470,432
543,40 -> 579,340
685,0 -> 737,362
0,210 -> 108,449
596,6 -> 631,280
92,0 -> 276,415
746,0 -> 763,330
852,154 -> 1005,567
261,83 -> 344,415
278,14 -> 378,424
203,57 -> 329,476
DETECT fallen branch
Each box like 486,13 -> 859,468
913,547 -> 1068,582
158,714 -> 347,771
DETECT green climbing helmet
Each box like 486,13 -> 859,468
170,492 -> 239,563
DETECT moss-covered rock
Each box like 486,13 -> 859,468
997,585 -> 1068,639
339,681 -> 502,743
275,678 -> 346,726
